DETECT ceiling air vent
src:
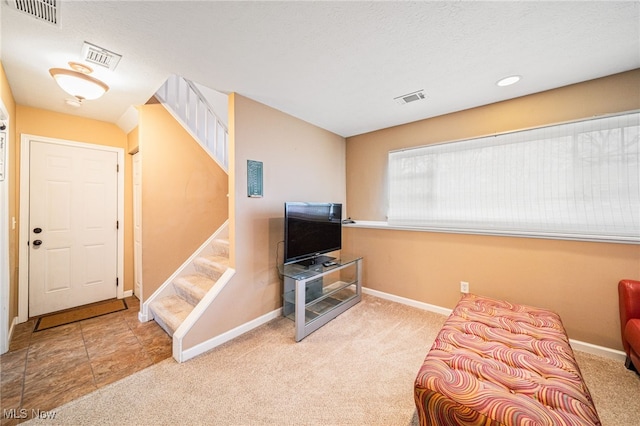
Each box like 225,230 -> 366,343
81,42 -> 122,71
394,90 -> 426,105
6,0 -> 60,25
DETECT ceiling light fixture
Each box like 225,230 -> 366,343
49,62 -> 109,101
64,98 -> 83,108
496,75 -> 521,87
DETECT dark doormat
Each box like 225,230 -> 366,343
34,298 -> 128,332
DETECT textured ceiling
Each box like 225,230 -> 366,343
1,1 -> 639,137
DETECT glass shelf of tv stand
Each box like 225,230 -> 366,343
280,255 -> 362,341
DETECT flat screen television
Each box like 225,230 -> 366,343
284,202 -> 342,266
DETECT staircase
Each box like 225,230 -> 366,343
140,75 -> 233,362
149,236 -> 229,337
154,74 -> 229,171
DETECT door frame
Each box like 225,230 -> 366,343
18,134 -> 125,323
132,151 -> 142,301
0,100 -> 10,354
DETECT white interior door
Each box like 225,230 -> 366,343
133,151 -> 142,300
29,140 -> 118,316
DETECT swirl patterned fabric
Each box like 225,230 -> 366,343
414,294 -> 601,426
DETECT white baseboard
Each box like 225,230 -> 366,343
1,316 -> 19,354
122,290 -> 133,298
362,287 -> 626,362
178,308 -> 282,363
569,338 -> 626,362
362,287 -> 453,317
6,316 -> 18,351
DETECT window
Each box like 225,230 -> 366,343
388,112 -> 640,243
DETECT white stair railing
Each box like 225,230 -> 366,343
155,75 -> 229,171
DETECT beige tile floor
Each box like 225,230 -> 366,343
0,297 -> 172,425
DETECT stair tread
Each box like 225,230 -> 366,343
173,274 -> 216,305
175,274 -> 217,291
150,295 -> 194,336
197,254 -> 229,265
193,255 -> 228,280
211,239 -> 230,256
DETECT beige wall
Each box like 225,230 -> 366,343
1,62 -> 18,323
183,94 -> 346,349
13,106 -> 134,298
138,104 -> 228,301
127,125 -> 139,154
344,69 -> 640,351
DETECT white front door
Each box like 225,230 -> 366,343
28,140 -> 118,316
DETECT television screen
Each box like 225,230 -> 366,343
284,202 -> 342,265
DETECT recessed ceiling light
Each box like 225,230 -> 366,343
496,75 -> 521,87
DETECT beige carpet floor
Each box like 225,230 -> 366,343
25,294 -> 640,425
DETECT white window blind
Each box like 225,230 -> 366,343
388,112 -> 640,243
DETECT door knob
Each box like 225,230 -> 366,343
33,227 -> 42,234
33,240 -> 43,246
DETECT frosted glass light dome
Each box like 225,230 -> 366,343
49,62 -> 109,100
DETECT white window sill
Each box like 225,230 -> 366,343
343,220 -> 639,245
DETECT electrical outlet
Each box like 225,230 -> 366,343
460,281 -> 469,294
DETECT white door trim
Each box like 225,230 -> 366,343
0,100 -> 10,354
18,134 -> 125,323
132,151 -> 142,302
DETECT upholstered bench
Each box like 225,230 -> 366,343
414,294 -> 600,425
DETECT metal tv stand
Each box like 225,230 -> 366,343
280,255 -> 362,341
